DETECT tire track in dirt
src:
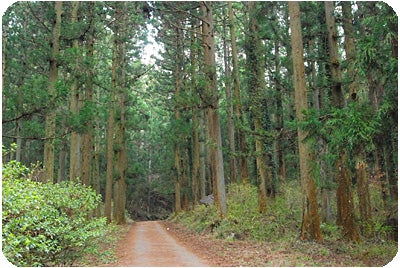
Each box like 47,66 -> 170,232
115,221 -> 209,267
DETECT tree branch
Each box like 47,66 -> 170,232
2,106 -> 47,124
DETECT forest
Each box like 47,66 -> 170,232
1,1 -> 398,266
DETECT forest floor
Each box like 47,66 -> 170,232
101,220 -> 397,267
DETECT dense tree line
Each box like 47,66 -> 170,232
2,1 -> 397,244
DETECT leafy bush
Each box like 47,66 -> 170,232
2,161 -> 106,266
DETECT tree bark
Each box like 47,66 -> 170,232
325,1 -> 345,108
199,109 -> 207,199
105,91 -> 115,222
173,24 -> 184,213
174,143 -> 182,213
93,87 -> 102,217
80,2 -> 95,187
57,139 -> 67,183
44,1 -> 62,183
273,37 -> 286,183
113,2 -> 128,224
69,1 -> 82,182
246,1 -> 268,213
325,1 -> 360,241
356,156 -> 371,221
228,2 -> 248,183
190,18 -> 200,204
2,14 -> 9,115
289,1 -> 322,242
201,1 -> 227,218
105,2 -> 123,222
342,1 -> 372,223
222,11 -> 237,184
336,152 -> 361,241
192,107 -> 200,204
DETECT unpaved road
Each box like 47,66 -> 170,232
114,221 -> 209,267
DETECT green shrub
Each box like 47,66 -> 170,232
2,161 -> 106,266
175,183 -> 302,242
219,183 -> 301,241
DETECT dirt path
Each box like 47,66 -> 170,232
114,221 -> 209,267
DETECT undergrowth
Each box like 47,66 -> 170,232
2,160 -> 107,267
174,182 -> 302,242
76,222 -> 132,266
172,182 -> 398,266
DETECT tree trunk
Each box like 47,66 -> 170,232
15,119 -> 22,162
201,1 -> 227,218
93,98 -> 101,217
181,144 -> 190,210
2,16 -> 8,115
307,32 -> 333,223
325,1 -> 345,108
69,1 -> 82,182
172,23 -> 185,213
57,139 -> 67,183
255,118 -> 267,213
289,1 -> 322,242
192,108 -> 200,204
341,1 -> 358,101
246,1 -> 268,213
105,2 -> 123,222
80,2 -> 95,187
113,95 -> 128,224
113,2 -> 128,224
342,1 -> 372,223
222,11 -> 237,184
105,91 -> 115,222
273,37 -> 286,183
325,1 -> 360,241
204,108 -> 213,195
44,1 -> 62,183
356,156 -> 371,222
336,152 -> 361,241
228,2 -> 248,183
174,143 -> 182,213
190,18 -> 200,204
199,109 -> 207,199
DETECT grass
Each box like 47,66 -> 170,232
75,221 -> 132,266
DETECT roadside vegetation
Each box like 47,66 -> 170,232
2,152 -> 106,266
172,183 -> 398,266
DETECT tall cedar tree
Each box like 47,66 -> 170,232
69,1 -> 82,182
288,1 -> 323,242
222,8 -> 237,184
113,2 -> 129,225
341,1 -> 371,223
81,2 -> 95,187
173,23 -> 184,213
325,1 -> 360,241
43,1 -> 62,183
200,1 -> 227,218
245,1 -> 268,213
228,2 -> 249,183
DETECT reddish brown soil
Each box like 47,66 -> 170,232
161,221 -> 397,267
112,220 -> 397,267
113,221 -> 209,266
161,221 -> 267,266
